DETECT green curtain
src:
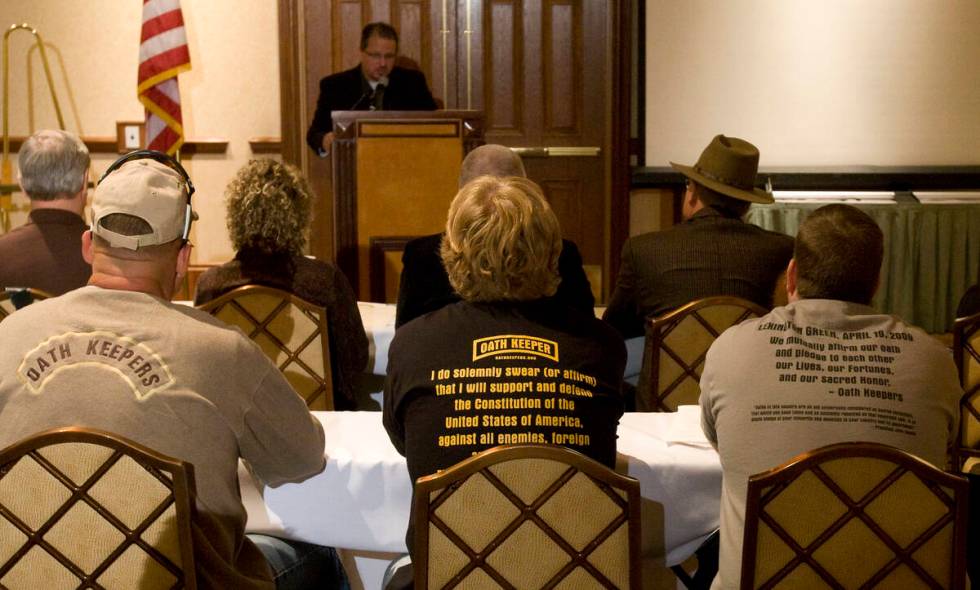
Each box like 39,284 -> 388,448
746,201 -> 980,333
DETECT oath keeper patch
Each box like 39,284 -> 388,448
472,334 -> 559,362
17,331 -> 175,400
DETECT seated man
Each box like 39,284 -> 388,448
395,144 -> 594,328
384,175 -> 626,482
194,159 -> 368,409
0,153 -> 347,589
700,204 -> 960,589
0,129 -> 92,294
604,135 -> 794,338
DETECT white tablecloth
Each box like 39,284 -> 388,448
242,408 -> 721,581
357,302 -> 397,376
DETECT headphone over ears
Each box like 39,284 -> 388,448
99,149 -> 196,197
98,149 -> 196,242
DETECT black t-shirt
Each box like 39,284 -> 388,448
383,300 -> 626,483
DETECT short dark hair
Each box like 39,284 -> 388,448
794,204 -> 883,305
693,183 -> 751,218
360,22 -> 398,50
458,144 -> 526,187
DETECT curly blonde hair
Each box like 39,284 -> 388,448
441,176 -> 561,301
225,159 -> 312,255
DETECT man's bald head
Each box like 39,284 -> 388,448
458,144 -> 526,187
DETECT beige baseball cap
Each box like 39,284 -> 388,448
92,158 -> 197,250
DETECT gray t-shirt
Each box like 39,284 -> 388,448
0,286 -> 325,589
700,299 -> 960,590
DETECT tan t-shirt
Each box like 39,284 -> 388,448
0,286 -> 326,589
700,299 -> 960,590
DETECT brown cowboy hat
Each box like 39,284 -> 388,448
670,134 -> 773,204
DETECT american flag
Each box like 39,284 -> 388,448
137,0 -> 191,155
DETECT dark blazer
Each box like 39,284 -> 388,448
306,65 -> 437,154
395,233 -> 596,328
603,208 -> 794,338
0,209 -> 91,295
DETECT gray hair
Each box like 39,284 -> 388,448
458,144 -> 526,187
17,129 -> 90,201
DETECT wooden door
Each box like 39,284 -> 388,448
464,0 -> 612,296
279,0 -> 451,265
279,0 -> 625,299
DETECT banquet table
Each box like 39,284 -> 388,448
241,409 -> 722,589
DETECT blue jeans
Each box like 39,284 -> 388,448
248,534 -> 350,590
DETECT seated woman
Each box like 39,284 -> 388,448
195,159 -> 368,409
380,175 -> 626,588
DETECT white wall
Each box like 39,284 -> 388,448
1,0 -> 281,263
645,0 -> 980,167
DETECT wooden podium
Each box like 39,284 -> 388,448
331,110 -> 484,302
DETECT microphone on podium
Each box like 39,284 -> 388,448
350,91 -> 372,110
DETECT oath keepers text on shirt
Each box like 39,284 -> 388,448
751,321 -> 916,436
428,334 -> 599,449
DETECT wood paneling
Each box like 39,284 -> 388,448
2,136 -> 226,155
336,1 -> 365,70
248,137 -> 283,153
395,1 -> 428,69
543,0 -> 580,134
609,0 -> 633,289
485,1 -> 521,134
371,0 -> 391,23
540,178 -> 583,236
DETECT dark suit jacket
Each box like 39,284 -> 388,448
603,208 -> 795,338
395,233 -> 596,328
306,65 -> 437,154
0,209 -> 91,295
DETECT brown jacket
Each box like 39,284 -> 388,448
0,209 -> 91,295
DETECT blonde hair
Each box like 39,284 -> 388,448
226,159 -> 312,255
441,176 -> 561,301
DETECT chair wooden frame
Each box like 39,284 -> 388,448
0,287 -> 51,321
740,442 -> 969,590
0,426 -> 197,589
413,444 -> 642,589
197,284 -> 335,410
638,296 -> 768,412
952,311 -> 980,472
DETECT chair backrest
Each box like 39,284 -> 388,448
0,287 -> 51,322
0,427 -> 197,589
740,442 -> 969,590
953,311 -> 980,473
197,285 -> 335,410
413,444 -> 642,589
637,296 -> 768,412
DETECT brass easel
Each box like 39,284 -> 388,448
2,23 -> 65,232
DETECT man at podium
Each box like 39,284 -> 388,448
306,22 -> 437,157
